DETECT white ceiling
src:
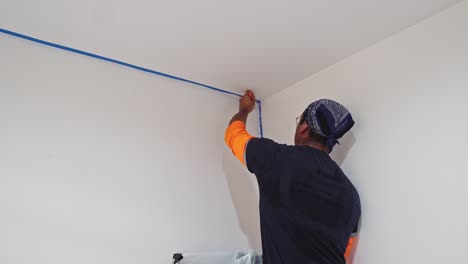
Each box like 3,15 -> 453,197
1,0 -> 461,98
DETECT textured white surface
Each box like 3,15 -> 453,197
1,0 -> 461,98
262,2 -> 468,263
0,33 -> 261,264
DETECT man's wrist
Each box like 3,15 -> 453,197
238,110 -> 250,117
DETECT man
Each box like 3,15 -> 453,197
225,91 -> 361,264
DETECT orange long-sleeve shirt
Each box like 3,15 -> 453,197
224,121 -> 254,166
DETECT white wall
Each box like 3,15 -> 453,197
262,1 -> 468,264
0,33 -> 261,264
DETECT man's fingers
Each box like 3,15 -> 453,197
246,90 -> 255,100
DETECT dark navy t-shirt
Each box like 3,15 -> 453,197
245,138 -> 361,264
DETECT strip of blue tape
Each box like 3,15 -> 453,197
0,27 -> 264,137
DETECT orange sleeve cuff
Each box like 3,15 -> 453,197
344,236 -> 357,262
225,121 -> 254,166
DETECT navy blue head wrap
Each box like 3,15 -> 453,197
303,99 -> 355,151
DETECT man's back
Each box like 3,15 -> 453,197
246,138 -> 361,264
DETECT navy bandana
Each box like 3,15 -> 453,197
303,99 -> 355,151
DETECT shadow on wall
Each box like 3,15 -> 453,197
222,149 -> 262,252
331,131 -> 356,166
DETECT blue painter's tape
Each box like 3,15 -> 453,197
0,27 -> 264,137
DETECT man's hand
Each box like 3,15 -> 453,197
229,90 -> 256,124
239,90 -> 256,114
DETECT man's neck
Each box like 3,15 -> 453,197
298,141 -> 330,154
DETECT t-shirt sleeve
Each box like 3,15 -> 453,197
245,138 -> 286,190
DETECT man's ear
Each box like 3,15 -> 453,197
299,123 -> 309,135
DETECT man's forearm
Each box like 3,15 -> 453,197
229,110 -> 250,125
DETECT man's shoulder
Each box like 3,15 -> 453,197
247,137 -> 292,153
